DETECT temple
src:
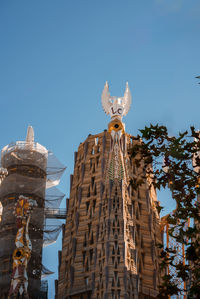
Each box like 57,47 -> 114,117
56,83 -> 162,298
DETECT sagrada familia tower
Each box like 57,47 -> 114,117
56,83 -> 162,298
0,127 -> 65,298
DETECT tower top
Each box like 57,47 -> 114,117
101,82 -> 132,120
26,126 -> 34,143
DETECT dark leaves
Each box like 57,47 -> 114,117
129,124 -> 200,297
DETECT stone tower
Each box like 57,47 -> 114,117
56,83 -> 162,298
0,126 -> 48,298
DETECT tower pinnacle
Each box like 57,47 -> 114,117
101,82 -> 132,120
26,126 -> 34,143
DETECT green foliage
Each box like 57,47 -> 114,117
130,124 -> 200,297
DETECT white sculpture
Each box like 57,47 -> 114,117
101,81 -> 132,119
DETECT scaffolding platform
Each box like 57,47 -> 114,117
44,208 -> 67,219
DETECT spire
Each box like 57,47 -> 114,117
26,126 -> 34,143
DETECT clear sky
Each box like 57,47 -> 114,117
0,0 -> 200,297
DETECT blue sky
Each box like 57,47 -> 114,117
0,0 -> 200,297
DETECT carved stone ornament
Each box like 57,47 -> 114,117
101,81 -> 132,120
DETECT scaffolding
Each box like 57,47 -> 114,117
0,126 -> 66,298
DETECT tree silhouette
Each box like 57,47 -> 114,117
130,124 -> 200,298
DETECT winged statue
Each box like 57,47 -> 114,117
101,81 -> 132,119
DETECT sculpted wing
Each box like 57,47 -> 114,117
123,82 -> 132,116
101,81 -> 111,115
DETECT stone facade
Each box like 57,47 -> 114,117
56,124 -> 162,299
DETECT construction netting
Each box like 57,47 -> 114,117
0,266 -> 54,288
46,151 -> 66,188
0,139 -> 66,291
45,187 -> 65,209
41,264 -> 54,278
1,141 -> 48,171
0,217 -> 63,248
43,220 -> 63,247
0,141 -> 66,214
